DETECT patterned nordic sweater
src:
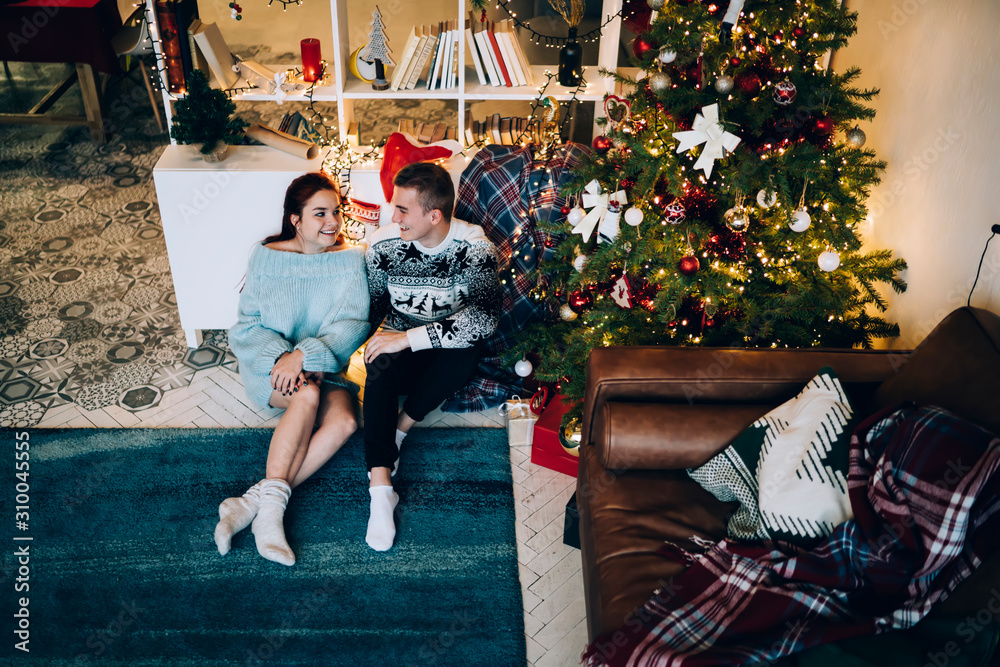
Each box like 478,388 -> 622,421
229,243 -> 370,409
366,219 -> 500,350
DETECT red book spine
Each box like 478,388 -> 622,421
486,22 -> 511,87
155,0 -> 186,93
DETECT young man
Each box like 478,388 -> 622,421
363,161 -> 500,551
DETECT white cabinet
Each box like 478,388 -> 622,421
147,0 -> 625,143
152,145 -> 470,347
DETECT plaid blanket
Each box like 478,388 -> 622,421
442,143 -> 590,412
583,404 -> 1000,666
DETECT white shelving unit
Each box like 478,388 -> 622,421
147,0 -> 625,144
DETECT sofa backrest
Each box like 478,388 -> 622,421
875,307 -> 1000,437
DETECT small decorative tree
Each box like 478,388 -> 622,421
170,70 -> 248,159
359,5 -> 393,90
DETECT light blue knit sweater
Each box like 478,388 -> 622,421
229,243 -> 370,409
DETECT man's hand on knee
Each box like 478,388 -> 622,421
364,330 -> 411,363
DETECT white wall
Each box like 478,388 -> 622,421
838,0 -> 1000,348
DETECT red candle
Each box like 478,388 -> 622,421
301,38 -> 321,82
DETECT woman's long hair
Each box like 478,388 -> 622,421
264,172 -> 342,245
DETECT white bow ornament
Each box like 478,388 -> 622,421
273,72 -> 288,105
672,103 -> 741,179
573,179 -> 627,244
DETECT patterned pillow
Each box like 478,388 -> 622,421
687,367 -> 857,546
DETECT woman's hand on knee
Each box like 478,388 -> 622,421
270,350 -> 305,395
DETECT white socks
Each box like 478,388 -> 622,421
251,478 -> 295,566
395,429 -> 407,448
214,482 -> 262,556
366,485 -> 399,551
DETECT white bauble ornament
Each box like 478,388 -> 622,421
756,189 -> 777,208
624,207 -> 644,226
573,254 -> 587,272
714,75 -> 734,95
818,250 -> 841,272
514,358 -> 533,377
559,303 -> 578,321
648,71 -> 671,95
788,209 -> 811,233
567,206 -> 586,226
658,47 -> 676,64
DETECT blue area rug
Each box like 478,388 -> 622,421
2,428 -> 525,665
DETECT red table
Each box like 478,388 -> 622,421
0,0 -> 123,141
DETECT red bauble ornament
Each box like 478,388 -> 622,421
592,135 -> 613,154
735,71 -> 761,95
560,205 -> 570,215
632,35 -> 657,60
568,289 -> 593,313
814,115 -> 835,135
729,56 -> 741,67
793,26 -> 806,38
678,255 -> 700,276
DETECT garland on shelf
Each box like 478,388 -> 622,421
472,0 -> 634,46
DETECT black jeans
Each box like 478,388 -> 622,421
363,344 -> 482,471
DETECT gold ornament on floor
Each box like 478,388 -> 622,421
560,422 -> 582,457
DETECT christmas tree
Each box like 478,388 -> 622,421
510,0 -> 907,423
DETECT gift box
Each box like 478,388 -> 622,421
498,395 -> 537,447
530,391 -> 579,477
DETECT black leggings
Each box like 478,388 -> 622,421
363,344 -> 482,471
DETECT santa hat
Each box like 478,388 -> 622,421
379,132 -> 463,202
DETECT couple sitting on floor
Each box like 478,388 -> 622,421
213,162 -> 501,565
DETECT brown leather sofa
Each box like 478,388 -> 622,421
577,307 -> 1000,657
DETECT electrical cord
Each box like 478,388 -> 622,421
967,224 -> 1000,307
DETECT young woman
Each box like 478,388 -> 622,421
218,171 -> 369,566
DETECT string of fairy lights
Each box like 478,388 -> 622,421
471,0 -> 636,47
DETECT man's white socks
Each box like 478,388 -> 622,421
366,485 -> 398,551
215,481 -> 262,555
251,478 -> 295,566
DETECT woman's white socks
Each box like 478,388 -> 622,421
366,485 -> 399,551
214,482 -> 262,555
251,478 -> 295,566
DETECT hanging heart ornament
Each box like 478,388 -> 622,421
604,95 -> 632,133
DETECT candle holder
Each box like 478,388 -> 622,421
300,38 -> 321,83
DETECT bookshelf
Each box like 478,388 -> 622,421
147,0 -> 626,145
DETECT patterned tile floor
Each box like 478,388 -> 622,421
0,65 -> 586,665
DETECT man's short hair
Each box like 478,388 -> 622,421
393,162 -> 454,222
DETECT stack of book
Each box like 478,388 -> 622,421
464,113 -> 545,147
390,21 -> 460,91
397,120 -> 458,143
466,14 -> 533,88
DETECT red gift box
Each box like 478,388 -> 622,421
530,392 -> 579,478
